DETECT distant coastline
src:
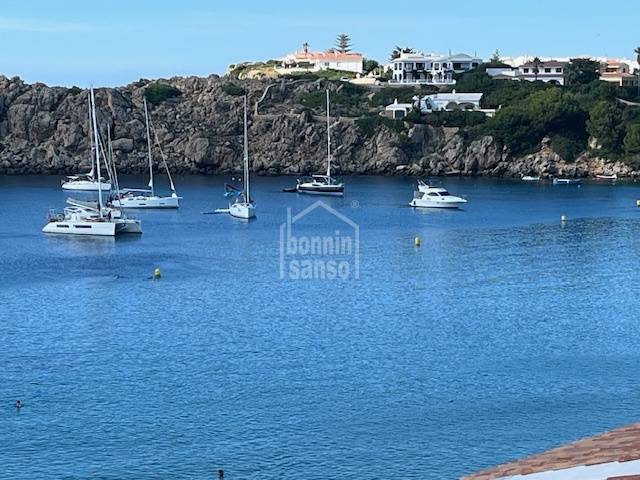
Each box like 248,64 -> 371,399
0,70 -> 638,178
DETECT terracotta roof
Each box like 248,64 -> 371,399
462,423 -> 640,480
293,51 -> 362,62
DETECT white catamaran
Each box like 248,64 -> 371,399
44,88 -> 141,236
223,95 -> 256,219
291,90 -> 344,196
111,97 -> 180,208
61,93 -> 112,191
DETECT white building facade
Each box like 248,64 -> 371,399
277,44 -> 363,74
389,52 -> 482,86
413,91 -> 496,116
487,60 -> 568,85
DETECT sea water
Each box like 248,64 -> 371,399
2,175 -> 640,479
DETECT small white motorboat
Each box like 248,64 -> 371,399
595,173 -> 618,180
409,180 -> 467,209
553,178 -> 582,185
521,175 -> 541,181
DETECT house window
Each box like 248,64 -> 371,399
453,62 -> 462,70
544,68 -> 551,73
434,63 -> 440,70
556,68 -> 562,73
416,62 -> 424,70
523,68 -> 529,73
324,62 -> 329,67
472,62 -> 478,68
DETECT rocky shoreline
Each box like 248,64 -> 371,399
0,74 -> 637,177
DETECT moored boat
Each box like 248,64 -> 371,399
521,175 -> 541,181
553,178 -> 582,185
289,90 -> 344,196
595,173 -> 618,180
111,97 -> 181,208
224,95 -> 256,220
409,180 -> 467,209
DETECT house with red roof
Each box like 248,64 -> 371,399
277,43 -> 363,74
600,59 -> 638,87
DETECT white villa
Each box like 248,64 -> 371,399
487,59 -> 569,85
277,43 -> 363,74
412,91 -> 496,116
389,52 -> 482,86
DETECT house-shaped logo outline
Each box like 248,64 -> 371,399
279,200 -> 360,279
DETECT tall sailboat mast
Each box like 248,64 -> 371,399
89,88 -> 104,216
88,93 -> 95,179
243,95 -> 250,201
326,89 -> 331,178
143,97 -> 154,196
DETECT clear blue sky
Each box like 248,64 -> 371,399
1,0 -> 638,86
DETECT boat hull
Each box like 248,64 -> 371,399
296,185 -> 344,196
62,181 -> 112,191
115,219 -> 143,234
553,179 -> 582,185
42,220 -> 117,236
410,198 -> 466,209
112,195 -> 180,209
229,202 -> 256,219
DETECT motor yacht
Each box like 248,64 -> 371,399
410,180 -> 467,209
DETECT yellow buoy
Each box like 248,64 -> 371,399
153,267 -> 162,280
414,236 -> 421,247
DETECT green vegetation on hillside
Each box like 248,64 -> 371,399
282,69 -> 357,81
297,83 -> 368,117
145,83 -> 182,104
451,64 -> 640,160
222,83 -> 246,96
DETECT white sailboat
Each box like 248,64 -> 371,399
112,97 -> 181,208
225,95 -> 256,219
44,88 -> 141,236
61,93 -> 112,191
292,90 -> 344,196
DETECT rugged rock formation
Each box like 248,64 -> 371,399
0,74 -> 637,177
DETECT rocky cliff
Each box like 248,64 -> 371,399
0,75 -> 636,177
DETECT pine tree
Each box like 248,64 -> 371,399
335,34 -> 352,54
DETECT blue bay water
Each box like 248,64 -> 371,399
2,175 -> 640,479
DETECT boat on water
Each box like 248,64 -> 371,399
595,173 -> 618,180
553,178 -> 582,185
224,95 -> 255,220
409,180 -> 467,209
288,90 -> 344,196
522,175 -> 541,181
61,93 -> 112,191
111,97 -> 181,208
44,88 -> 141,236
61,173 -> 111,191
